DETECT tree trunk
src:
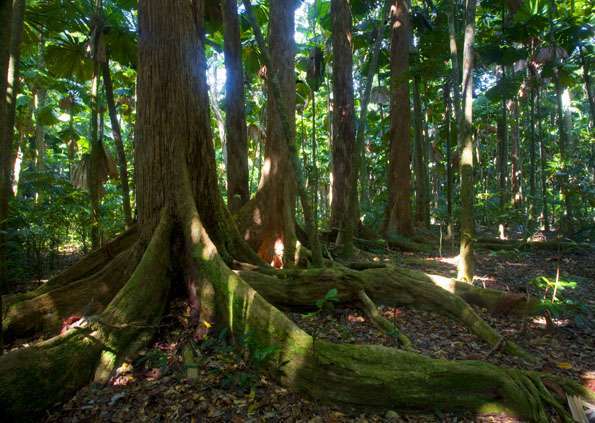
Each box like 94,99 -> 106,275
238,0 -> 322,267
102,58 -> 133,227
413,74 -> 429,227
537,88 -> 549,231
0,0 -> 25,354
457,0 -> 476,282
444,79 -> 454,240
330,0 -> 357,256
529,81 -> 537,223
346,0 -> 391,256
509,98 -> 522,209
447,0 -> 462,151
221,0 -> 250,211
385,0 -> 413,238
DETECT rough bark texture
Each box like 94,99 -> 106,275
509,98 -> 522,209
0,0 -> 25,353
385,0 -> 413,237
102,58 -> 133,227
447,1 -> 462,150
136,0 -> 256,264
497,93 -> 508,213
330,0 -> 357,252
221,0 -> 250,211
236,0 -> 298,264
457,0 -> 476,282
412,74 -> 429,227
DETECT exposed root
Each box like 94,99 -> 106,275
0,214 -> 172,421
2,248 -> 136,343
476,238 -> 591,253
356,289 -> 413,350
239,266 -> 534,360
3,226 -> 138,306
182,211 -> 588,420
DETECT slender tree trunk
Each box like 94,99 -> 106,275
529,82 -> 537,223
509,98 -> 521,209
88,59 -> 102,248
385,0 -> 413,237
221,0 -> 249,211
444,79 -> 454,240
580,46 -> 594,129
347,0 -> 391,254
413,74 -> 428,227
0,0 -> 25,355
102,59 -> 133,227
447,0 -> 462,150
496,85 -> 508,238
548,0 -> 574,230
87,0 -> 105,248
330,0 -> 357,256
580,46 -> 595,182
537,88 -> 549,231
457,0 -> 476,282
33,39 -> 48,191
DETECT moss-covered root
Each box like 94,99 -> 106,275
3,225 -> 138,306
169,179 -> 587,421
2,248 -> 134,343
356,289 -> 413,350
239,267 -> 533,360
0,215 -> 172,422
180,215 -> 585,421
0,331 -> 103,422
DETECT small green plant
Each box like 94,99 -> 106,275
311,288 -> 339,315
530,275 -> 577,301
530,275 -> 591,330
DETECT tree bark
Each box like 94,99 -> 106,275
537,88 -> 549,231
509,98 -> 522,209
0,0 -> 25,354
238,0 -> 322,267
413,74 -> 429,227
221,0 -> 250,211
102,58 -> 133,227
457,0 -> 477,282
88,0 -> 104,248
330,0 -> 357,256
385,0 -> 413,237
446,1 -> 462,151
529,81 -> 537,222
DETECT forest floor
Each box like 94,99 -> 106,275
8,244 -> 594,422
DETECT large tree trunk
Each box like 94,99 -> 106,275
236,0 -> 299,265
0,2 -> 589,422
102,58 -> 134,227
385,0 -> 413,238
221,0 -> 250,211
457,0 -> 476,282
330,0 -> 357,256
0,0 -> 25,354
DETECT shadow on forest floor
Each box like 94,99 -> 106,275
23,247 -> 595,422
